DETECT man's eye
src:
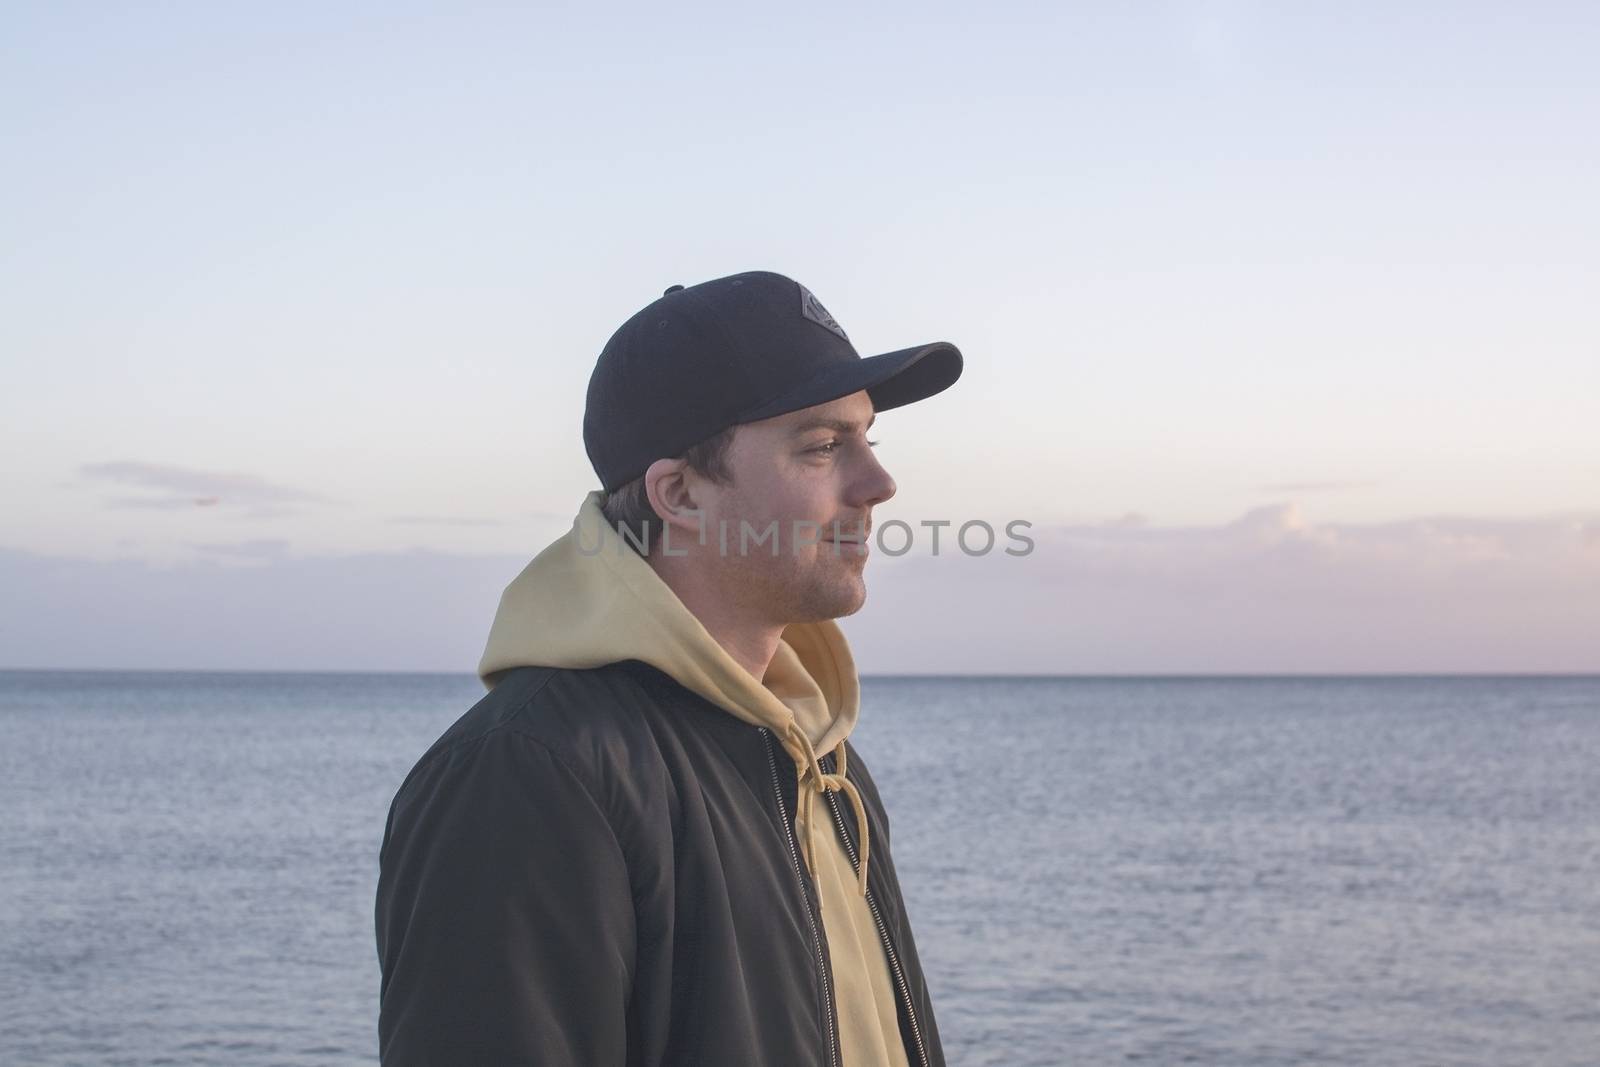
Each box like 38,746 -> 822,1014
810,438 -> 878,455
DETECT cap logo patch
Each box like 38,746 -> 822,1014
799,284 -> 849,342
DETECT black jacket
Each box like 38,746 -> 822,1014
375,659 -> 944,1066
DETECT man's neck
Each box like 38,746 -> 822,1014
646,555 -> 784,681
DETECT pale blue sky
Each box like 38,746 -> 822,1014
3,2 -> 1597,670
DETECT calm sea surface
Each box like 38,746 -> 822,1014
2,671 -> 1597,1066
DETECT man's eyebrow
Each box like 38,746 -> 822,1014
788,413 -> 877,437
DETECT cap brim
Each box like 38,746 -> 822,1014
734,341 -> 963,424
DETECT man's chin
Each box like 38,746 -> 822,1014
774,576 -> 866,625
815,578 -> 868,621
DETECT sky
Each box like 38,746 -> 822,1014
2,1 -> 1597,672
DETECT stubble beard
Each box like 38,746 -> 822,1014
724,543 -> 868,625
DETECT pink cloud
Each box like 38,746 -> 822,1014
2,505 -> 1596,674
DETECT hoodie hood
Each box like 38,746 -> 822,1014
477,491 -> 874,899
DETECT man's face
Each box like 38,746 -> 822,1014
689,389 -> 896,626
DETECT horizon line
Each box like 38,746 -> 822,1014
2,666 -> 1596,681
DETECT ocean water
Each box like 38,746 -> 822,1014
2,671 -> 1597,1066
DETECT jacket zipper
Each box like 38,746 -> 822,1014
820,752 -> 932,1067
761,728 -> 840,1067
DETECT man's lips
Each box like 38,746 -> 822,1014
820,536 -> 869,553
820,519 -> 870,553
823,522 -> 870,542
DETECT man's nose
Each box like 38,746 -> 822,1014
854,445 -> 897,508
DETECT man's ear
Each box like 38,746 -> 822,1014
644,458 -> 704,547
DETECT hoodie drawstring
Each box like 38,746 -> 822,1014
780,720 -> 870,910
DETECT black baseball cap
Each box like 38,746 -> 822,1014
584,270 -> 963,493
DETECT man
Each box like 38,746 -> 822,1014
375,270 -> 963,1066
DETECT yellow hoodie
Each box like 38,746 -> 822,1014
477,491 -> 911,1067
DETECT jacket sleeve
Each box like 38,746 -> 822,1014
375,730 -> 636,1066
